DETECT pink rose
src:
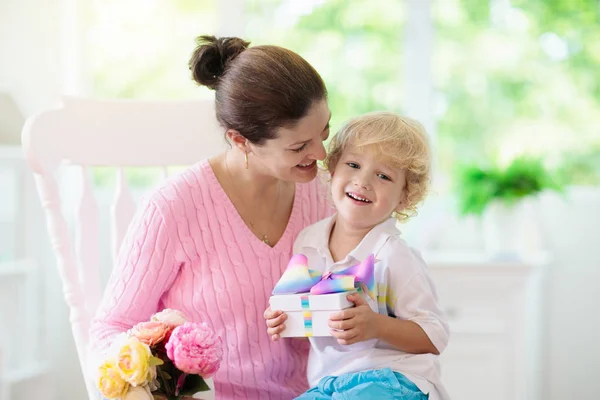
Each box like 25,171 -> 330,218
165,322 -> 223,377
129,321 -> 170,347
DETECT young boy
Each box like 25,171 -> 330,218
265,112 -> 450,400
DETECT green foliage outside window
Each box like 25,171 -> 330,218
246,0 -> 600,186
88,0 -> 600,189
434,0 -> 600,183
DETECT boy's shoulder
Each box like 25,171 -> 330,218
376,234 -> 428,273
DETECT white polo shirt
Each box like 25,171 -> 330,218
293,215 -> 451,400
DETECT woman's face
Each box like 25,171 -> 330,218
249,99 -> 331,183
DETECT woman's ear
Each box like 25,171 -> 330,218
226,129 -> 250,154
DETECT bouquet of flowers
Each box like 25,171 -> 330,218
95,309 -> 223,400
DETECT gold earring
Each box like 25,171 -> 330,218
245,152 -> 249,169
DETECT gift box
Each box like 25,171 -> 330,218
269,291 -> 356,337
270,253 -> 375,338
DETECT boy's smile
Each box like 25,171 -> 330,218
346,191 -> 372,204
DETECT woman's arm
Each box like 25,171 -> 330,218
89,196 -> 180,354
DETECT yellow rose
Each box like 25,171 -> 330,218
97,360 -> 129,399
117,337 -> 152,386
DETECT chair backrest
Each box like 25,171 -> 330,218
21,96 -> 227,399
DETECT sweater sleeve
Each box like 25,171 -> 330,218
88,195 -> 180,356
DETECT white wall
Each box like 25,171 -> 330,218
0,0 -> 87,399
0,0 -> 64,115
537,187 -> 600,399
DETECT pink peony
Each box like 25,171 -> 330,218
165,322 -> 223,377
129,321 -> 170,347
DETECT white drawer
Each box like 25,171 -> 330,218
430,269 -> 526,334
441,332 -> 512,400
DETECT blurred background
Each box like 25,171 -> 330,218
1,0 -> 599,399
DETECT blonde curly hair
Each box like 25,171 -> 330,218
325,111 -> 431,222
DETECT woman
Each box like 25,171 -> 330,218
89,35 -> 333,399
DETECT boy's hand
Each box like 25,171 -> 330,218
328,293 -> 379,345
264,307 -> 287,341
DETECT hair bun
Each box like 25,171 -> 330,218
189,35 -> 250,90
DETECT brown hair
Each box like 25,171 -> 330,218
325,112 -> 431,221
189,35 -> 327,145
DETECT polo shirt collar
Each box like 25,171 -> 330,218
298,214 -> 399,265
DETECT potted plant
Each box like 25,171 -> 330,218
455,156 -> 563,258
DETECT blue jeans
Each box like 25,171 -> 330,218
295,368 -> 428,400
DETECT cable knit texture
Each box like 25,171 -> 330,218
90,160 -> 333,400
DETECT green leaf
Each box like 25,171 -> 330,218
150,356 -> 164,367
178,374 -> 211,396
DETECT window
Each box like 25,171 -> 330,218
83,0 -> 600,189
433,0 -> 600,185
245,0 -> 406,132
87,0 -> 217,100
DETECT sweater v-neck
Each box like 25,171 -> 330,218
202,159 -> 301,253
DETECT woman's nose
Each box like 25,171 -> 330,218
311,140 -> 327,161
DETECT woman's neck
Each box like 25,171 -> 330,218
328,218 -> 372,263
217,151 -> 284,200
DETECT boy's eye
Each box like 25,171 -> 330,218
378,173 -> 392,181
292,143 -> 308,153
346,162 -> 359,169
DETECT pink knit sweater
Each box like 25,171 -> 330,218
89,160 -> 332,399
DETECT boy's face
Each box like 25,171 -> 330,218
330,145 -> 406,230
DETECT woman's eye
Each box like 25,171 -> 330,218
346,162 -> 359,169
293,143 -> 308,153
378,173 -> 392,181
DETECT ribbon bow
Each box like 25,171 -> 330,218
272,254 -> 375,299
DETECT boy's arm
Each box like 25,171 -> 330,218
329,244 -> 449,353
375,302 -> 440,354
338,293 -> 441,354
382,250 -> 450,355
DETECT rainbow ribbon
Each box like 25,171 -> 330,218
301,295 -> 313,337
272,253 -> 375,299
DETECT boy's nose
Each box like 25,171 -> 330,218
354,177 -> 373,191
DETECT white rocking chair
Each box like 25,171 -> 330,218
21,96 -> 226,399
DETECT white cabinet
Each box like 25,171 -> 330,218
428,255 -> 545,400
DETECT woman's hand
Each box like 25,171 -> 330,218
328,293 -> 380,345
264,307 -> 287,341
